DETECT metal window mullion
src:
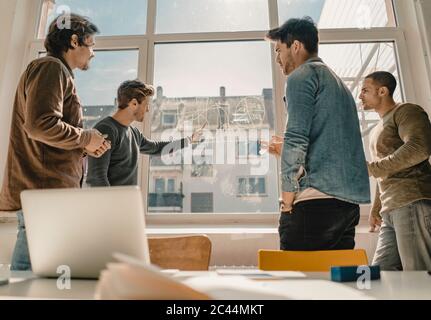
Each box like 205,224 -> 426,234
319,27 -> 402,43
392,34 -> 415,102
268,0 -> 279,29
267,0 -> 285,202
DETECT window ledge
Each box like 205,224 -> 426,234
146,225 -> 377,235
147,226 -> 277,235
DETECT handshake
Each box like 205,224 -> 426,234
84,129 -> 112,158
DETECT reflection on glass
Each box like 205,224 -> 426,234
278,0 -> 394,29
42,0 -> 147,37
150,41 -> 277,214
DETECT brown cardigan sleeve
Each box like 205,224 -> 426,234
23,60 -> 91,150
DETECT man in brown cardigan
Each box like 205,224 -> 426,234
0,14 -> 111,270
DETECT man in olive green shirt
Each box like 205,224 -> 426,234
360,71 -> 431,271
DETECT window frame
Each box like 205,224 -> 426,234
161,111 -> 178,127
28,0 -> 415,226
237,176 -> 268,197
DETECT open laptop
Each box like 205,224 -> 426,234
21,186 -> 150,279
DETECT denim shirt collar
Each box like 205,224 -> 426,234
305,56 -> 323,64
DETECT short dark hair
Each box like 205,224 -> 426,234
266,17 -> 319,54
365,71 -> 397,97
44,13 -> 99,56
117,80 -> 155,109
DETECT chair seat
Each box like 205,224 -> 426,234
258,249 -> 369,272
148,235 -> 212,271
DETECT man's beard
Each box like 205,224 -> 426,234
81,57 -> 94,71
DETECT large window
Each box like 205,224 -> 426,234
151,41 -> 278,214
34,0 -> 408,218
76,50 -> 139,129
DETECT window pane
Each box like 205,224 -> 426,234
192,163 -> 213,178
74,50 -> 139,129
156,0 -> 269,34
238,178 -> 247,195
155,179 -> 165,193
258,178 -> 266,194
167,179 -> 175,193
238,141 -> 247,157
191,193 -> 214,213
41,0 -> 147,37
278,0 -> 395,29
248,141 -> 259,156
249,178 -> 257,194
150,41 -> 278,214
162,113 -> 177,127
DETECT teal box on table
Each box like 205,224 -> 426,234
331,265 -> 381,282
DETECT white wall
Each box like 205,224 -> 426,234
418,0 -> 431,74
0,1 -> 17,86
0,0 -> 18,189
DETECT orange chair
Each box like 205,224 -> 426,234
258,249 -> 368,272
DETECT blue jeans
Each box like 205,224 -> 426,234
10,211 -> 32,271
372,200 -> 431,271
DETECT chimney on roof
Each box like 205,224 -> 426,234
157,86 -> 163,100
262,88 -> 275,130
220,86 -> 226,103
219,86 -> 227,129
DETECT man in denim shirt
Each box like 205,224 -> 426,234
265,17 -> 370,250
